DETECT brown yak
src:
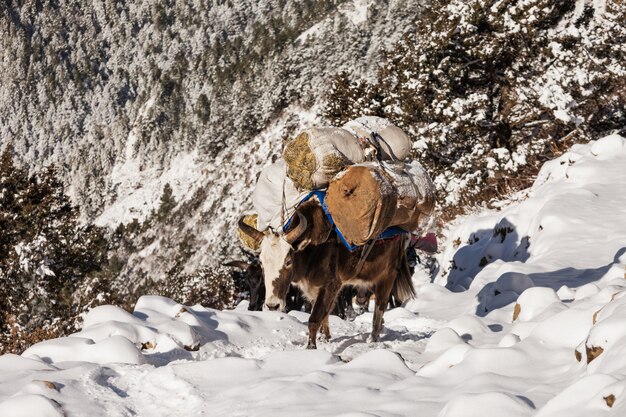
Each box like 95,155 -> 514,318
238,199 -> 415,349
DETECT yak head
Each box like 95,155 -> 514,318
223,259 -> 265,311
238,200 -> 331,312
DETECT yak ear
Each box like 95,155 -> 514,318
287,216 -> 311,251
306,204 -> 333,246
294,237 -> 312,252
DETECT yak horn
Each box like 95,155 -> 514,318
223,260 -> 249,270
238,216 -> 265,243
284,211 -> 307,245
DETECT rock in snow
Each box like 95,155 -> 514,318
1,134 -> 626,416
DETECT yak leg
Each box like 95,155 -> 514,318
307,282 -> 341,349
320,316 -> 331,341
371,279 -> 394,342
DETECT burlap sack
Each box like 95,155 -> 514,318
326,161 -> 435,246
283,127 -> 365,190
343,116 -> 412,161
386,160 -> 436,232
237,214 -> 262,252
252,161 -> 309,231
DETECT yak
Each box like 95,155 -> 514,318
225,259 -> 358,319
238,199 -> 415,349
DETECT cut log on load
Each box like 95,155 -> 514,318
252,160 -> 308,231
237,213 -> 262,252
283,127 -> 365,191
326,161 -> 436,246
342,116 -> 412,162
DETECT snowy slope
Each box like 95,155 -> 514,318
1,0 -> 427,289
1,134 -> 626,416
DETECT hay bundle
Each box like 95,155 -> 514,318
326,161 -> 435,246
343,116 -> 412,161
237,214 -> 262,252
283,127 -> 364,190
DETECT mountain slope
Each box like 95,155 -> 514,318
1,0 -> 425,286
1,0 -> 423,217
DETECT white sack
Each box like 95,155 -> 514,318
343,116 -> 412,161
284,127 -> 366,190
252,160 -> 309,231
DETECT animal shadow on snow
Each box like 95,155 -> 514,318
445,218 -> 530,293
444,216 -> 626,317
330,320 -> 434,356
475,246 -> 626,316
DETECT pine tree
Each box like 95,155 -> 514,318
324,71 -> 384,126
323,0 -> 626,213
157,183 -> 176,222
0,152 -> 109,354
156,265 -> 239,310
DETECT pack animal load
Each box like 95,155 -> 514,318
237,213 -> 262,252
342,116 -> 412,161
282,116 -> 413,191
242,116 -> 435,249
283,127 -> 364,191
326,161 -> 436,246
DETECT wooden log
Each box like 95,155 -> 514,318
326,161 -> 435,246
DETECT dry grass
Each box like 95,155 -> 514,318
586,344 -> 604,364
512,303 -> 521,321
322,152 -> 351,178
1,316 -> 68,355
284,132 -> 316,190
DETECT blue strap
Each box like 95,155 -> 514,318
282,190 -> 408,252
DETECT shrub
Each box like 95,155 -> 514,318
324,0 -> 626,218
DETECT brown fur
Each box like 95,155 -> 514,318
276,200 -> 415,348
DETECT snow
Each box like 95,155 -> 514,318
296,21 -> 324,44
1,134 -> 626,415
342,0 -> 373,26
95,147 -> 204,226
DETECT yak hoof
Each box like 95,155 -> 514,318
368,334 -> 380,343
306,342 -> 317,350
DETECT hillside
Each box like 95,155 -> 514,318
1,0 -> 426,288
1,134 -> 625,416
2,0 -> 624,287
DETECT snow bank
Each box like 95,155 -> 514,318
1,134 -> 625,415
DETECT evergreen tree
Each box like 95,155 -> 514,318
155,265 -> 239,310
324,72 -> 384,126
0,150 -> 108,354
157,183 -> 176,222
323,0 -> 626,213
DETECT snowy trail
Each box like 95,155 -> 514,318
1,135 -> 626,416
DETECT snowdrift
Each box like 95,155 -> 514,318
1,134 -> 625,416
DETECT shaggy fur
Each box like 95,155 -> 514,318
273,200 -> 415,348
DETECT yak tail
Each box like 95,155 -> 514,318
394,249 -> 416,302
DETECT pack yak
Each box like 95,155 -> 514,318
238,199 -> 415,349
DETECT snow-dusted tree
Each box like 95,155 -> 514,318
324,0 -> 626,213
157,183 -> 176,222
0,147 -> 108,353
324,71 -> 384,126
153,265 -> 241,310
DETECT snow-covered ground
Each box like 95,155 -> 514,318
1,134 -> 626,416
